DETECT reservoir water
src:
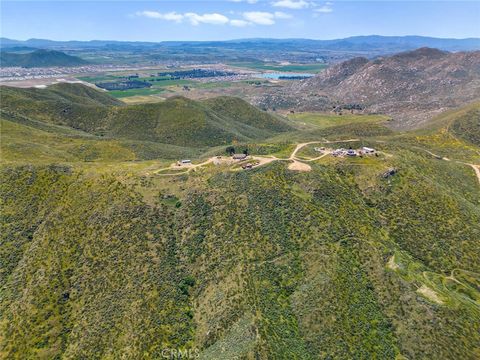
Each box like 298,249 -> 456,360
255,72 -> 314,80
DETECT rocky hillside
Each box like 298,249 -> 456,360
305,48 -> 480,128
256,48 -> 480,129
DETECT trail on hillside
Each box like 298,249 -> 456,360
417,147 -> 480,185
466,164 -> 480,185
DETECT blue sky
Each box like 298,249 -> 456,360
1,1 -> 479,41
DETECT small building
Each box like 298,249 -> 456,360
332,148 -> 345,157
233,154 -> 247,160
242,163 -> 253,170
362,147 -> 375,153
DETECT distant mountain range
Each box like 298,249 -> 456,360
1,35 -> 479,52
0,49 -> 89,68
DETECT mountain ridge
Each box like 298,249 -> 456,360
1,35 -> 479,52
0,49 -> 89,67
1,83 -> 292,147
273,47 -> 480,128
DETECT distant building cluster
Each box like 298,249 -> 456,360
0,64 -> 136,82
156,68 -> 237,79
318,146 -> 377,157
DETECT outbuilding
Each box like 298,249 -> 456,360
362,147 -> 375,153
233,154 -> 247,160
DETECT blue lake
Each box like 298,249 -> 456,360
255,72 -> 315,80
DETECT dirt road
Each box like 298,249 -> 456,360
289,139 -> 360,160
417,147 -> 480,185
155,139 -> 358,176
154,157 -> 215,175
467,164 -> 480,185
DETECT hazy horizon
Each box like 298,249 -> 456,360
2,34 -> 480,43
1,1 -> 479,42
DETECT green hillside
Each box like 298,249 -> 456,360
1,84 -> 292,148
449,104 -> 480,146
0,49 -> 89,67
1,87 -> 479,359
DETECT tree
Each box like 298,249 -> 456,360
226,146 -> 235,155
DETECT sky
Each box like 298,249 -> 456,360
1,1 -> 479,42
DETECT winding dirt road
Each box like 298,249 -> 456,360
417,147 -> 480,185
467,164 -> 480,185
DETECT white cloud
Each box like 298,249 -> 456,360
271,0 -> 312,9
135,11 -> 184,22
185,12 -> 230,25
274,11 -> 293,19
230,19 -> 250,27
135,8 -> 292,27
243,11 -> 276,25
241,11 -> 292,25
315,5 -> 333,13
230,0 -> 259,3
136,11 -> 230,26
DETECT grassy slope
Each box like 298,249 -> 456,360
287,112 -> 390,129
1,94 -> 479,359
1,84 -> 292,148
0,117 -> 203,163
449,105 -> 480,146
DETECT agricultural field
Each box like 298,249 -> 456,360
74,65 -> 309,103
77,72 -> 197,99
